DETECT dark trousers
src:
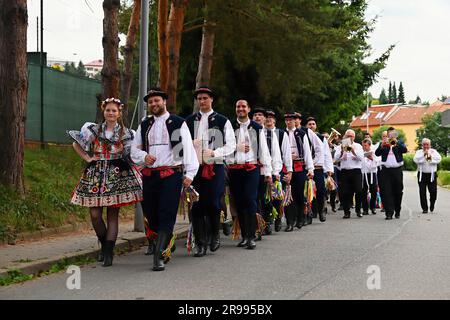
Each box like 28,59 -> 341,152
361,172 -> 377,212
311,168 -> 325,217
141,171 -> 182,233
285,170 -> 307,226
257,175 -> 274,225
340,168 -> 362,215
418,172 -> 437,211
191,164 -> 225,246
379,167 -> 403,216
330,167 -> 341,209
229,167 -> 260,239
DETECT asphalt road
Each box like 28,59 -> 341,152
1,172 -> 449,300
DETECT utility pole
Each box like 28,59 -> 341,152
36,16 -> 39,51
40,0 -> 45,149
134,0 -> 149,232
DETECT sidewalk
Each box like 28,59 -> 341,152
0,217 -> 190,278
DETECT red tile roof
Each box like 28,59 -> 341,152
384,105 -> 428,125
85,59 -> 103,67
350,104 -> 400,128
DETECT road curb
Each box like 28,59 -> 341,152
0,227 -> 189,279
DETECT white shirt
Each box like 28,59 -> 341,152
306,128 -> 324,167
361,152 -> 379,174
195,109 -> 236,163
230,118 -> 272,177
131,112 -> 199,180
413,148 -> 442,182
265,128 -> 283,176
274,129 -> 293,172
322,137 -> 334,173
334,142 -> 364,170
383,148 -> 403,168
287,128 -> 314,173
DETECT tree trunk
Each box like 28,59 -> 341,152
0,0 -> 28,194
121,0 -> 141,126
166,0 -> 189,114
158,0 -> 169,91
193,18 -> 215,113
101,0 -> 121,122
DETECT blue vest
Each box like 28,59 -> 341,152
185,111 -> 228,150
140,114 -> 185,157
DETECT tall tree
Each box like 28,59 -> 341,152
102,0 -> 121,105
379,88 -> 388,104
416,113 -> 450,155
415,95 -> 422,104
158,0 -> 169,90
397,81 -> 405,104
166,0 -> 189,113
0,0 -> 28,194
121,0 -> 141,125
392,82 -> 397,103
387,82 -> 392,103
76,61 -> 87,77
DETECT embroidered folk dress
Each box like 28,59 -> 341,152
68,122 -> 143,208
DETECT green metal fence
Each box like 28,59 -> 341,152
26,63 -> 101,144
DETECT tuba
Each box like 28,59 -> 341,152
328,128 -> 341,144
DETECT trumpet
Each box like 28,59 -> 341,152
389,138 -> 397,146
328,128 -> 341,144
425,152 -> 432,162
345,145 -> 353,152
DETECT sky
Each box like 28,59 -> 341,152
26,0 -> 450,103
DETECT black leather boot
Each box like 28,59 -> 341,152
145,237 -> 155,256
153,232 -> 169,271
246,215 -> 256,250
274,218 -> 281,232
193,215 -> 207,257
210,233 -> 220,252
102,240 -> 115,267
319,207 -> 327,222
97,235 -> 106,262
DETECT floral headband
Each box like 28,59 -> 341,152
101,97 -> 124,111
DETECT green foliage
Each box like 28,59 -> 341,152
379,88 -> 388,104
440,157 -> 450,171
0,256 -> 96,287
172,0 -> 394,132
416,113 -> 450,155
437,171 -> 450,187
398,82 -> 405,104
402,154 -> 417,171
0,269 -> 33,286
372,125 -> 407,144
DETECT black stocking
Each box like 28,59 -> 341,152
106,207 -> 120,242
90,207 -> 106,239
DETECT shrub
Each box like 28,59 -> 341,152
403,154 -> 417,171
437,171 -> 450,186
439,157 -> 450,171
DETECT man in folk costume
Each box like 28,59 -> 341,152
334,129 -> 364,219
375,127 -> 407,220
265,110 -> 293,232
228,100 -> 272,249
306,117 -> 334,222
185,87 -> 236,257
252,108 -> 283,237
131,88 -> 199,271
283,112 -> 314,232
296,113 -> 324,226
413,138 -> 442,214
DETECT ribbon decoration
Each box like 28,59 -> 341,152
325,176 -> 337,192
304,178 -> 317,215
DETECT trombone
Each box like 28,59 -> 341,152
328,128 -> 341,144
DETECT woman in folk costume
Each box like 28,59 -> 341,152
68,98 -> 143,267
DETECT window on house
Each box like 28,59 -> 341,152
360,113 -> 368,120
375,112 -> 385,119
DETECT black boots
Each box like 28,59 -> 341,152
319,207 -> 327,222
274,217 -> 281,232
97,235 -> 106,262
210,233 -> 220,252
145,237 -> 155,256
246,215 -> 256,250
102,240 -> 115,267
153,232 -> 169,271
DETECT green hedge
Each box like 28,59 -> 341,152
437,171 -> 450,186
440,157 -> 450,171
403,154 -> 417,171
